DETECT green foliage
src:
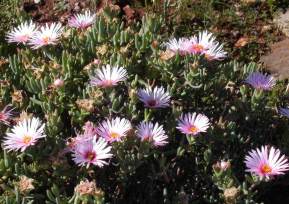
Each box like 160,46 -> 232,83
0,1 -> 288,204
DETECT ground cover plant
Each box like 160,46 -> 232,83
1,0 -> 289,203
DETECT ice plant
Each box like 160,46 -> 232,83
90,65 -> 128,88
137,86 -> 171,108
245,146 -> 289,180
0,105 -> 14,125
53,78 -> 64,88
164,38 -> 191,55
204,42 -> 227,60
29,22 -> 63,49
72,137 -> 112,167
97,117 -> 131,143
136,121 -> 168,147
6,21 -> 37,44
177,112 -> 210,135
245,72 -> 276,90
2,117 -> 46,152
68,10 -> 96,29
279,108 -> 289,118
188,31 -> 216,54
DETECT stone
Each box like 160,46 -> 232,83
260,38 -> 289,79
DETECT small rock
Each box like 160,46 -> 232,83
260,38 -> 289,79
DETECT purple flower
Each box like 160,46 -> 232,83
245,72 -> 276,90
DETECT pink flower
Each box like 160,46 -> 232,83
188,31 -> 216,54
245,72 -> 276,90
136,121 -> 168,147
164,38 -> 191,56
2,117 -> 46,152
53,79 -> 64,88
0,105 -> 14,125
29,23 -> 63,49
6,21 -> 37,44
245,146 -> 289,180
92,59 -> 101,65
90,65 -> 128,88
72,137 -> 112,167
68,11 -> 96,29
97,117 -> 131,143
177,112 -> 210,135
137,86 -> 171,108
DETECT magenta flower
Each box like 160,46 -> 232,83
29,22 -> 63,49
68,11 -> 96,29
245,146 -> 289,180
136,121 -> 168,147
0,105 -> 14,125
2,117 -> 46,152
72,137 -> 112,167
137,86 -> 171,108
90,65 -> 128,88
245,72 -> 276,90
177,112 -> 210,136
6,21 -> 37,44
97,117 -> 131,143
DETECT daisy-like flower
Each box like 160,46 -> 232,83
204,42 -> 227,61
137,86 -> 171,108
136,121 -> 168,147
0,105 -> 14,125
68,10 -> 96,29
279,108 -> 289,118
188,31 -> 216,54
90,65 -> 128,88
245,72 -> 276,90
29,22 -> 63,49
164,38 -> 191,56
2,117 -> 46,152
177,112 -> 210,135
97,117 -> 131,143
6,21 -> 37,44
245,146 -> 289,180
72,136 -> 113,167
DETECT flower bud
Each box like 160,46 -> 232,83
53,79 -> 64,88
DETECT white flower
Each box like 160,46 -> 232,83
68,11 -> 96,29
6,21 -> 37,44
72,137 -> 113,167
2,117 -> 46,152
177,112 -> 210,135
29,22 -> 63,49
97,117 -> 132,143
136,121 -> 168,147
90,65 -> 128,88
137,86 -> 171,108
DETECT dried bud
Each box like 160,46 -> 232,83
75,180 -> 104,197
223,187 -> 239,204
151,40 -> 158,49
76,99 -> 95,112
53,79 -> 64,88
12,89 -> 24,103
96,44 -> 108,55
160,50 -> 175,61
18,176 -> 34,194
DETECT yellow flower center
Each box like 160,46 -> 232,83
110,132 -> 120,139
43,36 -> 50,44
85,151 -> 96,161
188,125 -> 198,134
260,164 -> 272,174
192,44 -> 204,53
23,135 -> 32,144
